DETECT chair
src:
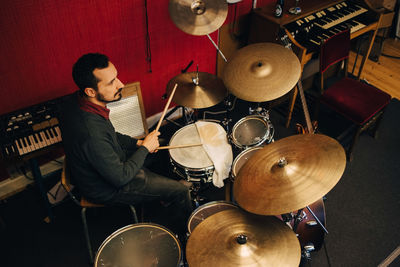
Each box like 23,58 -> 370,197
317,28 -> 391,161
60,157 -> 139,264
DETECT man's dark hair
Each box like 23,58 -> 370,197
72,53 -> 109,95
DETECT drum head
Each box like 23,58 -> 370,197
187,201 -> 238,233
232,146 -> 263,177
232,116 -> 271,147
94,223 -> 182,267
169,123 -> 212,169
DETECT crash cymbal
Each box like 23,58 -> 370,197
168,0 -> 228,36
186,209 -> 301,267
222,43 -> 301,102
233,134 -> 346,215
166,71 -> 227,108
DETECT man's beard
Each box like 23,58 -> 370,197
96,88 -> 123,104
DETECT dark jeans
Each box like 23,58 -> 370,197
110,167 -> 193,237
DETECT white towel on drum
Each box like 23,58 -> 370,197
195,121 -> 233,188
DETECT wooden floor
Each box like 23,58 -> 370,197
349,38 -> 400,100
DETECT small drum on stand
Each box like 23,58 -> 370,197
187,200 -> 239,234
169,121 -> 232,183
94,223 -> 182,267
230,115 -> 274,150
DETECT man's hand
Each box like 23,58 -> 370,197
136,139 -> 143,147
141,130 -> 160,153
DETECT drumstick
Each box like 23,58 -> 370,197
157,143 -> 203,150
155,83 -> 178,132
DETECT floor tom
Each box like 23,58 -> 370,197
94,223 -> 182,267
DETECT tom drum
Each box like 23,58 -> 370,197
230,115 -> 274,150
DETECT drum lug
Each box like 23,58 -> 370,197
170,159 -> 178,175
184,168 -> 191,181
203,169 -> 213,183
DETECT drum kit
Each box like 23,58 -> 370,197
94,0 -> 348,266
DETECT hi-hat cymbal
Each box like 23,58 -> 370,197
168,0 -> 228,36
166,72 -> 227,109
186,209 -> 301,267
222,43 -> 301,102
233,134 -> 346,215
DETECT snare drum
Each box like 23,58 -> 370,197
231,146 -> 264,180
94,223 -> 182,267
187,201 -> 239,234
169,122 -> 231,183
230,115 -> 274,149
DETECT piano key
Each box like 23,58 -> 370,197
23,137 -> 32,153
54,126 -> 62,142
47,129 -> 57,144
43,130 -> 54,145
4,146 -> 10,156
50,127 -> 61,142
350,20 -> 366,33
15,139 -> 24,155
35,133 -> 45,148
40,131 -> 51,146
29,135 -> 39,150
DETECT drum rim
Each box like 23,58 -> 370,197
170,156 -> 214,173
232,146 -> 264,177
94,223 -> 182,267
187,200 -> 238,233
231,115 -> 272,147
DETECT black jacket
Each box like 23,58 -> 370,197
59,92 -> 149,203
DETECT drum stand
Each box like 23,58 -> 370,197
282,205 -> 329,261
189,181 -> 212,208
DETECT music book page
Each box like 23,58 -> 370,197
107,95 -> 145,138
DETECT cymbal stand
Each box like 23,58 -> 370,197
201,94 -> 236,133
207,34 -> 227,62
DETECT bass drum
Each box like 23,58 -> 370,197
94,223 -> 182,267
187,201 -> 239,234
279,199 -> 326,252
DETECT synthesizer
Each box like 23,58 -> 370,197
248,0 -> 380,65
284,1 -> 377,53
0,98 -> 63,159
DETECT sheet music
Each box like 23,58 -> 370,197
107,95 -> 145,138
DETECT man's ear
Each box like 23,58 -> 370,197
84,87 -> 97,98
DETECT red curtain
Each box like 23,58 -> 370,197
0,0 -> 273,116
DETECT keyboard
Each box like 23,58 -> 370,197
0,98 -> 63,159
284,1 -> 377,52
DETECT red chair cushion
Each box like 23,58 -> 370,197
321,77 -> 391,124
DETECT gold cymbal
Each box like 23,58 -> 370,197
166,72 -> 227,109
233,134 -> 346,215
168,0 -> 228,36
186,209 -> 301,267
222,43 -> 301,102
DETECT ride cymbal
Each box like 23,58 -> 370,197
233,134 -> 346,215
166,71 -> 227,109
222,43 -> 301,102
168,0 -> 228,36
186,209 -> 301,267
